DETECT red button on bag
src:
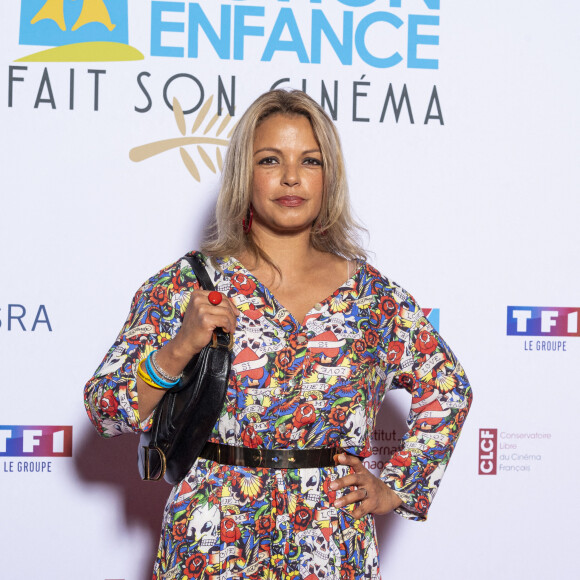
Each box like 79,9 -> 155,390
208,291 -> 223,305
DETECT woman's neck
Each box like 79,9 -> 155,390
242,227 -> 321,274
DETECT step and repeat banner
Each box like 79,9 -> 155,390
1,1 -> 578,578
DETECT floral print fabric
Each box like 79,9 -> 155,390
84,252 -> 472,579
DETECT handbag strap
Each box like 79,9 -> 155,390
183,252 -> 215,292
182,253 -> 232,349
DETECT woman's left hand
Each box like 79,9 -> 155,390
330,453 -> 403,519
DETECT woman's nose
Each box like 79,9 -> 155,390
281,163 -> 300,187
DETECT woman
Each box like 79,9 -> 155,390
85,89 -> 472,579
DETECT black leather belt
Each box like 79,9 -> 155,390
199,442 -> 349,469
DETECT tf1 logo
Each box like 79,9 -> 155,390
0,426 -> 73,457
479,429 -> 497,475
507,306 -> 579,336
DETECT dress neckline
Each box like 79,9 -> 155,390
217,255 -> 365,330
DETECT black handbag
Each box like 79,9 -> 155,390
138,253 -> 233,485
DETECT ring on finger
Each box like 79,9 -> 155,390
360,488 -> 368,499
208,291 -> 222,305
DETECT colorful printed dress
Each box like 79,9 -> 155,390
84,253 -> 472,580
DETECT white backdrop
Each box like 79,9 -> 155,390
1,1 -> 579,578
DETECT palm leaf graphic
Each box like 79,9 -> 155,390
227,121 -> 238,139
216,114 -> 233,137
130,95 -> 232,183
180,147 -> 200,181
203,112 -> 219,135
197,146 -> 216,173
173,97 -> 186,136
191,96 -> 214,134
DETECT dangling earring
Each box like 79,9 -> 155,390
242,205 -> 253,234
313,221 -> 327,237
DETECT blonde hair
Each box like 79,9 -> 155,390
202,89 -> 367,265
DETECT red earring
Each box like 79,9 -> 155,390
242,205 -> 253,234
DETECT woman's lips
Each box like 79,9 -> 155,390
275,196 -> 305,207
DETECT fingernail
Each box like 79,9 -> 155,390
329,482 -> 337,490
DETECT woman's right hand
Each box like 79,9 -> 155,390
160,290 -> 239,372
136,290 -> 239,419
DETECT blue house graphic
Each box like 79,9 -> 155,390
18,0 -> 142,61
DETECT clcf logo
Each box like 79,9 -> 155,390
0,426 -> 73,457
479,429 -> 497,475
17,0 -> 142,62
507,306 -> 579,337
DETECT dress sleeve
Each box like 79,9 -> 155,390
376,285 -> 473,521
83,257 -> 198,437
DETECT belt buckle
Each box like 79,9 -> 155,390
253,448 -> 263,468
143,445 -> 166,481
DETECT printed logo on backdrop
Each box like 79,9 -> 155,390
130,95 -> 235,182
507,306 -> 579,352
149,0 -> 441,68
131,0 -> 444,180
423,308 -> 439,332
478,428 -> 550,475
0,304 -> 52,331
17,0 -> 143,62
1,426 -> 72,474
8,1 -> 444,181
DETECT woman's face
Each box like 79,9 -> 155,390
250,114 -> 323,237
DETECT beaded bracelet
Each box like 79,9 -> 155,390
145,352 -> 180,389
151,350 -> 183,383
137,359 -> 167,391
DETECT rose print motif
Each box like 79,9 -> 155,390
173,518 -> 188,541
231,273 -> 256,296
292,506 -> 313,531
241,425 -> 263,447
386,340 -> 404,364
390,450 -> 412,468
364,328 -> 379,348
415,330 -> 437,355
353,339 -> 366,355
292,403 -> 316,429
329,404 -> 350,427
414,495 -> 430,513
256,515 -> 275,534
100,389 -> 118,417
184,554 -> 206,578
150,285 -> 169,306
221,518 -> 241,543
340,563 -> 356,580
274,426 -> 292,446
378,296 -> 397,319
275,347 -> 295,372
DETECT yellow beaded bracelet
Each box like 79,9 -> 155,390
137,359 -> 167,390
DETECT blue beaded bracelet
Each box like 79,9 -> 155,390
145,351 -> 180,389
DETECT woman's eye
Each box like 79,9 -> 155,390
258,156 -> 278,165
304,157 -> 322,166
